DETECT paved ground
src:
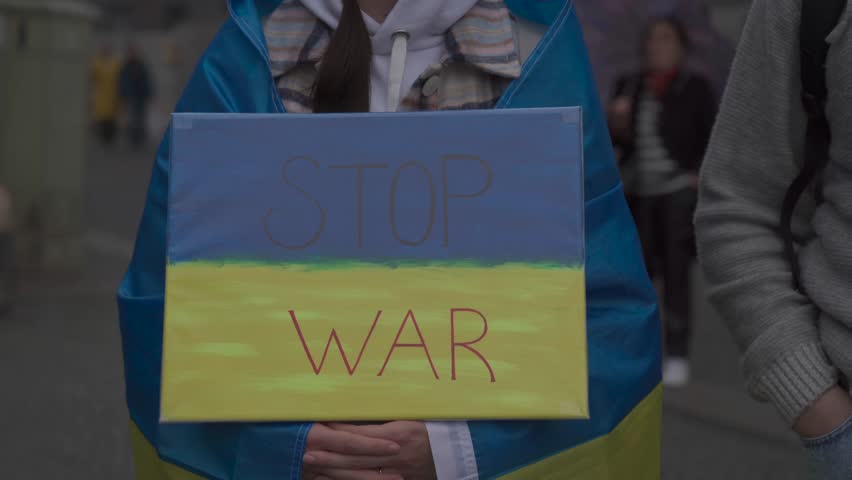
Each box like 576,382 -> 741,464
0,142 -> 806,478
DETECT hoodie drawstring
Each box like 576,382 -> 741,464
386,30 -> 410,112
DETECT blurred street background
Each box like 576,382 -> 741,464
0,0 -> 805,478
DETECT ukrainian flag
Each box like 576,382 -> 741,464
118,0 -> 661,478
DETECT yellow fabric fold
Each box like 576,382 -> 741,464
499,385 -> 662,479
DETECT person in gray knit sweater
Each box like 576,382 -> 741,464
695,0 -> 852,477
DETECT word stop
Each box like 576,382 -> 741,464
264,154 -> 494,249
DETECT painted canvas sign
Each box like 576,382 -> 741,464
162,108 -> 587,422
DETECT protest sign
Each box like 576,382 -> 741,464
162,108 -> 586,422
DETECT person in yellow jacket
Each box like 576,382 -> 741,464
90,46 -> 122,146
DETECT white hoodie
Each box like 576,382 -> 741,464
299,0 -> 479,112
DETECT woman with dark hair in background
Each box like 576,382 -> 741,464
608,16 -> 717,387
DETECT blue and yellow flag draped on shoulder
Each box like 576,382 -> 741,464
117,0 -> 662,478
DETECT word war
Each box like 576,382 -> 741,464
290,308 -> 496,382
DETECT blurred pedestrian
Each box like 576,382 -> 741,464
0,184 -> 13,313
608,16 -> 717,387
696,0 -> 852,478
90,46 -> 122,146
119,45 -> 154,149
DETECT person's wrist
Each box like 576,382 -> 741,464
794,386 -> 852,438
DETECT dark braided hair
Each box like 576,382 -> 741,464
312,0 -> 373,113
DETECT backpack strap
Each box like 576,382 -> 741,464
780,0 -> 846,291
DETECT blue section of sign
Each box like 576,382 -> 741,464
168,108 -> 584,264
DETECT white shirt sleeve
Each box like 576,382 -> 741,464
425,421 -> 479,480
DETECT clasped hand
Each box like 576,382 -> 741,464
302,421 -> 437,480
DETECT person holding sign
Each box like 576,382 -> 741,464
118,1 -> 662,479
267,1 -> 554,478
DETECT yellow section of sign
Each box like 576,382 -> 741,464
162,262 -> 587,422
